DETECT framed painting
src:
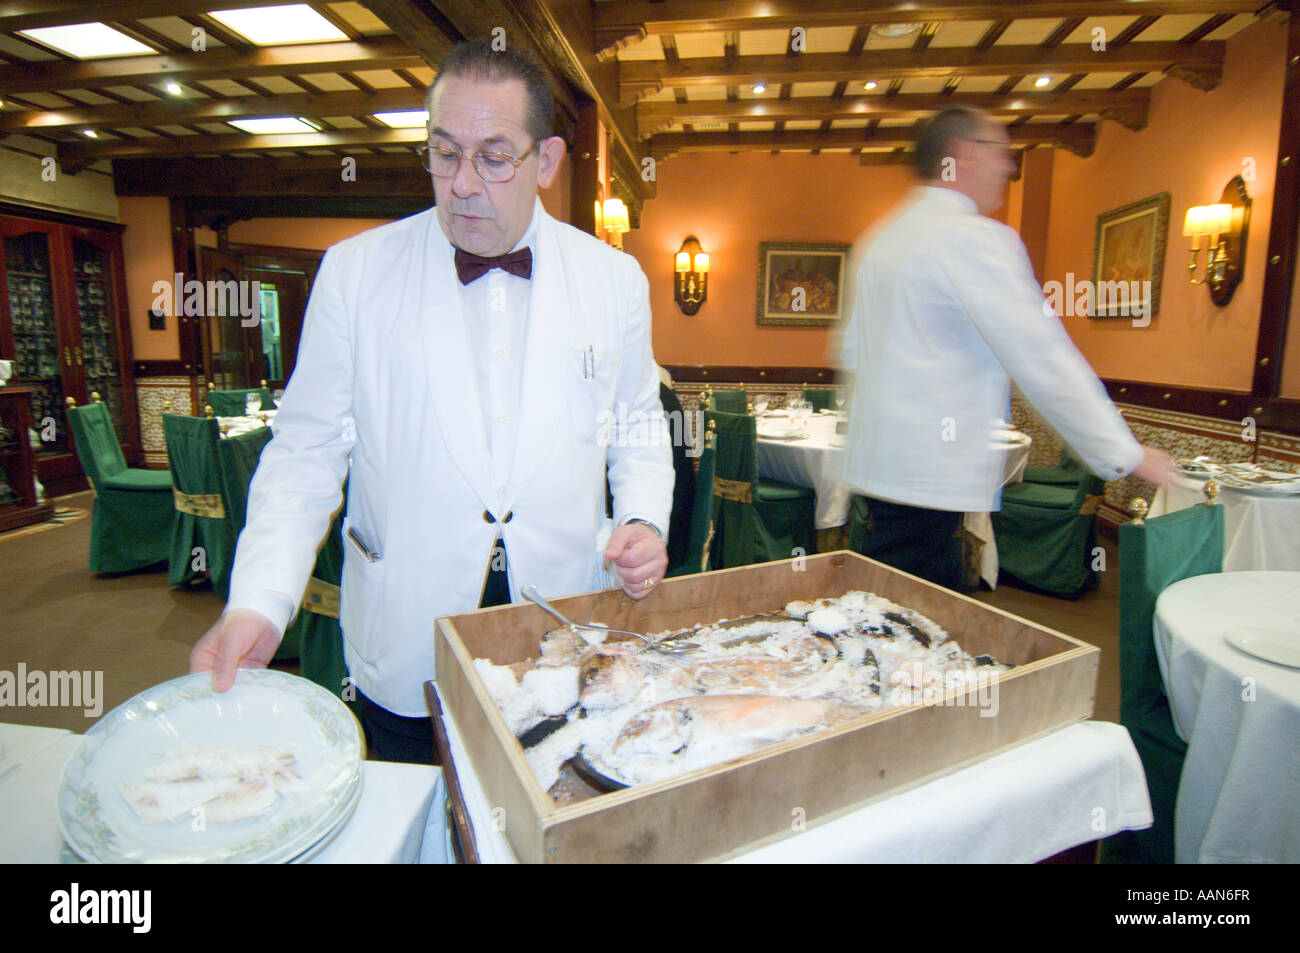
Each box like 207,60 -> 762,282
1090,192 -> 1170,319
756,241 -> 850,326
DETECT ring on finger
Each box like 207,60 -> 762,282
641,577 -> 656,591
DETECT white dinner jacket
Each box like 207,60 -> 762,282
228,198 -> 673,714
840,186 -> 1143,513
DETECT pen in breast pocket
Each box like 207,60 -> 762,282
587,345 -> 594,379
347,526 -> 380,562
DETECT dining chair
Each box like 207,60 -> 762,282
1101,482 -> 1224,864
281,505 -> 352,705
162,413 -> 236,596
667,418 -> 717,577
802,387 -> 835,412
65,396 -> 175,573
706,409 -> 816,568
708,389 -> 747,414
205,385 -> 274,417
1021,444 -> 1089,487
991,463 -> 1106,596
213,425 -> 296,662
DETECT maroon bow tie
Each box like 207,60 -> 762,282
454,246 -> 533,284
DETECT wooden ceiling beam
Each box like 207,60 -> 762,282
594,1 -> 1261,42
637,88 -> 1149,136
0,37 -> 424,96
0,0 -> 304,33
649,121 -> 1097,157
620,42 -> 1223,101
0,87 -> 436,132
112,154 -> 430,196
59,125 -> 425,168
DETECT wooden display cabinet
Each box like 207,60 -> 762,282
0,208 -> 139,495
0,386 -> 55,532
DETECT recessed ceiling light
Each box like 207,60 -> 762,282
753,83 -> 767,94
227,117 -> 319,134
83,129 -> 98,138
870,23 -> 923,39
18,24 -> 154,59
164,82 -> 183,96
863,80 -> 878,90
209,5 -> 348,45
1035,76 -> 1052,87
372,110 -> 429,128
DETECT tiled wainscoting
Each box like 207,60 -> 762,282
134,376 -> 196,467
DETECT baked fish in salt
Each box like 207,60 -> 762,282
202,777 -> 279,823
144,745 -> 304,792
120,745 -> 305,824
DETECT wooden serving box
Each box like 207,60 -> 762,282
433,552 -> 1099,863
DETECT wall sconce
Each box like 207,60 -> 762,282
603,198 -> 629,248
1183,175 -> 1250,306
674,236 -> 709,314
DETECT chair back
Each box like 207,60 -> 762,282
207,387 -> 273,417
707,409 -> 759,491
670,422 -> 717,576
215,424 -> 274,535
66,400 -> 127,486
162,413 -> 235,595
803,388 -> 835,412
708,390 -> 747,414
1111,486 -> 1224,863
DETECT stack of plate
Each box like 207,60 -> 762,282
57,670 -> 363,863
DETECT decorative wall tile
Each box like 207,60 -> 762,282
136,377 -> 193,466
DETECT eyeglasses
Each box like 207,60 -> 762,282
417,140 -> 538,183
966,137 -> 1014,155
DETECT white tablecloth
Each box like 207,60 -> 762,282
1150,475 -> 1300,571
755,412 -> 850,530
1152,571 -> 1300,863
215,415 -> 270,438
756,415 -> 1031,587
0,722 -> 438,864
420,702 -> 1151,864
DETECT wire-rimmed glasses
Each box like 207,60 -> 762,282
417,140 -> 538,183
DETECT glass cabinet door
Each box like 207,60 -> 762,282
71,236 -> 126,445
3,230 -> 69,455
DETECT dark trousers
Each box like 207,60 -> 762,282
358,539 -> 511,764
848,495 -> 964,591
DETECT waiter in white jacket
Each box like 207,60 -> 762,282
192,40 -> 674,762
840,106 -> 1173,589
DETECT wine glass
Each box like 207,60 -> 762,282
272,388 -> 285,409
245,392 -> 261,418
753,394 -> 770,415
833,389 -> 846,414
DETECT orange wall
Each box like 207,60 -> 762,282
623,153 -> 918,367
1044,17 -> 1285,392
225,216 -> 392,250
118,196 -> 176,361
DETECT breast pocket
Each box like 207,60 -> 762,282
570,343 -> 622,446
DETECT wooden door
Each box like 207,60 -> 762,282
198,246 -> 263,391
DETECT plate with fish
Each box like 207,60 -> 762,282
1213,464 -> 1300,495
58,669 -> 362,864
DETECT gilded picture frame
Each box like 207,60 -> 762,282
756,241 -> 850,327
1090,192 -> 1170,319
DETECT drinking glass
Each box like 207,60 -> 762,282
272,389 -> 285,408
245,392 -> 261,417
753,395 -> 769,415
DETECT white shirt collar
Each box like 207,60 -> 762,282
916,185 -> 979,215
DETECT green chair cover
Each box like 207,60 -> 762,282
706,410 -> 815,568
708,390 -> 747,414
281,506 -> 352,710
1101,499 -> 1224,864
991,469 -> 1106,595
212,425 -> 300,662
162,414 -> 236,596
1022,444 -> 1089,487
66,401 -> 175,573
207,388 -> 274,417
803,388 -> 835,412
667,425 -> 718,578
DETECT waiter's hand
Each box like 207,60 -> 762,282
1131,445 -> 1177,487
190,608 -> 282,692
604,523 -> 668,600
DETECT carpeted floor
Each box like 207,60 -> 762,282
1,490 -> 1122,732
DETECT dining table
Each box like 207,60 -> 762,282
754,410 -> 1032,588
418,701 -> 1153,863
1152,570 -> 1300,863
1149,472 -> 1300,571
0,721 -> 439,864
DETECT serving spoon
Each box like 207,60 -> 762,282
521,586 -> 699,655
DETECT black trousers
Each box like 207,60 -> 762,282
848,495 -> 964,591
358,539 -> 511,764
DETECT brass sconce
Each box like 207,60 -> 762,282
674,235 -> 709,315
1183,175 -> 1250,305
603,198 -> 629,248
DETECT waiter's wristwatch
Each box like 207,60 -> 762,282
624,518 -> 664,541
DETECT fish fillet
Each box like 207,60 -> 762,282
119,777 -> 243,824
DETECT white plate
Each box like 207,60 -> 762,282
758,428 -> 808,441
58,670 -> 363,864
1224,627 -> 1300,669
1213,472 -> 1300,496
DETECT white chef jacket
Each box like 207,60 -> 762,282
840,186 -> 1143,513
